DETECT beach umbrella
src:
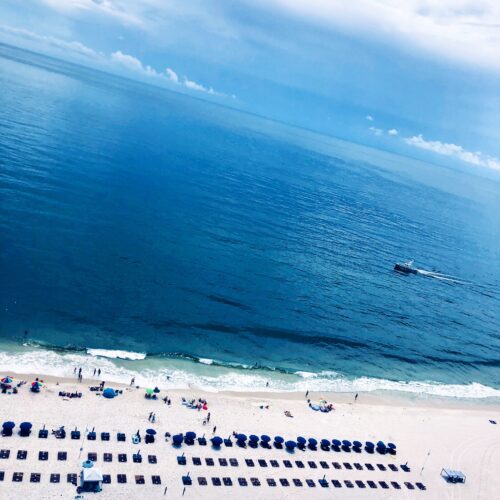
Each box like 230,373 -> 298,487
1,376 -> 13,384
153,387 -> 160,393
377,441 -> 386,448
274,436 -> 284,444
236,433 -> 247,442
321,439 -> 330,447
172,434 -> 184,445
102,388 -> 115,399
285,440 -> 297,450
2,421 -> 15,430
211,436 -> 223,447
261,435 -> 271,443
297,436 -> 306,445
387,442 -> 396,450
332,439 -> 342,447
353,440 -> 362,448
365,441 -> 375,448
146,429 -> 157,436
31,381 -> 42,391
249,434 -> 259,442
185,431 -> 196,440
145,388 -> 154,395
82,460 -> 94,468
308,438 -> 318,447
342,440 -> 352,447
20,422 -> 32,430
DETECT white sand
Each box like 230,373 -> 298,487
0,372 -> 498,499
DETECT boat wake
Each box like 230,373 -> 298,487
415,269 -> 469,285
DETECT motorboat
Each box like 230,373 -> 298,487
394,260 -> 418,274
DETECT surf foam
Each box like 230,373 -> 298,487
86,348 -> 146,360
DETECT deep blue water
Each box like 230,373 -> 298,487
1,44 -> 500,392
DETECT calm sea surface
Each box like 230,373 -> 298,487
1,44 -> 499,396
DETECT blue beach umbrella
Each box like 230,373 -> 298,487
387,442 -> 396,450
211,436 -> 223,447
82,460 -> 94,468
274,436 -> 284,444
342,440 -> 352,447
332,439 -> 342,447
377,441 -> 386,448
102,388 -> 115,399
172,434 -> 183,445
20,422 -> 32,430
1,376 -> 13,385
285,440 -> 297,450
261,435 -> 271,443
2,421 -> 15,430
321,439 -> 330,447
249,434 -> 259,442
185,431 -> 196,440
297,436 -> 306,445
365,441 -> 375,448
353,440 -> 362,448
308,438 -> 318,447
146,429 -> 157,436
237,433 -> 247,442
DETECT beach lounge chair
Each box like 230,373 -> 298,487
71,430 -> 80,440
267,478 -> 276,486
0,449 -> 10,459
152,475 -> 161,485
212,477 -> 221,486
118,453 -> 127,463
391,481 -> 401,489
354,462 -> 363,470
57,452 -> 67,461
117,432 -> 126,442
224,438 -> 233,447
38,429 -> 48,439
379,481 -> 389,489
401,464 -> 411,472
0,472 -> 4,481
16,450 -> 27,460
270,460 -> 279,468
308,461 -> 317,469
245,459 -> 254,467
416,482 -> 426,490
206,458 -> 214,466
319,479 -> 328,488
238,477 -> 248,486
258,459 -> 267,467
293,478 -> 303,487
367,480 -> 377,488
223,477 -> 233,486
13,472 -> 23,482
101,432 -> 110,441
104,453 -> 112,462
198,477 -> 207,485
405,482 -> 415,489
344,480 -> 354,488
441,468 -> 466,484
67,473 -> 77,485
135,475 -> 145,484
117,474 -> 127,484
332,479 -> 342,488
39,451 -> 48,461
250,477 -> 260,486
133,453 -> 142,464
182,475 -> 192,485
50,473 -> 60,483
365,463 -> 374,470
377,463 -> 386,471
306,479 -> 316,487
87,453 -> 97,462
87,431 -> 96,440
283,460 -> 292,468
193,457 -> 202,466
356,480 -> 366,488
320,461 -> 329,469
343,462 -> 352,470
103,475 -> 111,484
229,458 -> 238,467
148,454 -> 157,464
219,458 -> 228,466
389,463 -> 398,471
197,437 -> 207,446
30,473 -> 41,483
295,460 -> 304,468
332,462 -> 341,469
280,478 -> 290,486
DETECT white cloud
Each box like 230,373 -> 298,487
165,67 -> 179,83
366,115 -> 374,121
369,126 -> 383,136
184,78 -> 207,92
404,134 -> 500,170
111,50 -> 145,72
267,0 -> 500,71
388,128 -> 399,136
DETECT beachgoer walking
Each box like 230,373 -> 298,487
164,486 -> 167,495
93,368 -> 96,376
266,381 -> 269,387
98,369 -> 101,377
207,412 -> 211,422
354,393 -> 358,402
73,367 -> 76,374
213,426 -> 216,434
148,412 -> 153,422
306,390 -> 309,398
130,377 -> 135,386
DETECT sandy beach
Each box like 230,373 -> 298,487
0,371 -> 498,499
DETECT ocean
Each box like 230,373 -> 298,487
1,43 -> 499,399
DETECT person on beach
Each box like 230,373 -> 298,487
148,412 -> 153,422
213,426 -> 217,434
73,367 -> 76,374
130,377 -> 135,386
306,390 -> 309,398
355,393 -> 358,402
207,412 -> 211,422
98,369 -> 101,377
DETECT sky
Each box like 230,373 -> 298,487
1,0 -> 500,174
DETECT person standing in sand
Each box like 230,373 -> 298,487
355,393 -> 358,402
